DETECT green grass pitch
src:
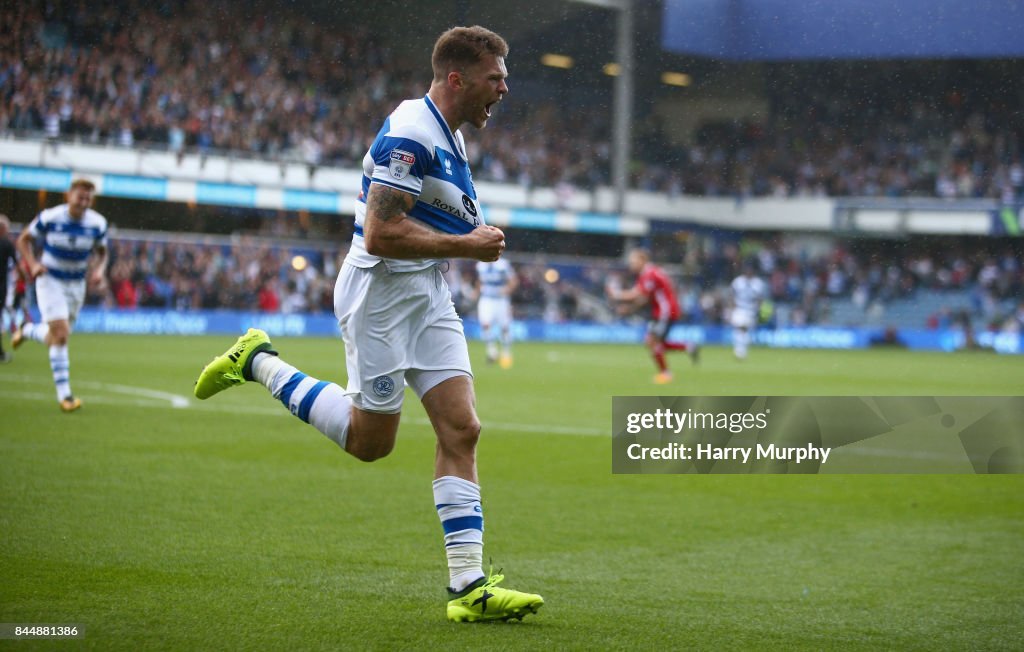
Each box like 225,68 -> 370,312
1,334 -> 1022,650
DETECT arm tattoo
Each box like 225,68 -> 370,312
366,185 -> 415,223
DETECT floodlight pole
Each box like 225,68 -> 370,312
570,0 -> 633,216
611,0 -> 634,216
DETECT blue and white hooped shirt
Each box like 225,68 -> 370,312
476,259 -> 514,300
347,95 -> 484,272
29,205 -> 108,282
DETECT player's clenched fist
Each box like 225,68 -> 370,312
463,225 -> 506,261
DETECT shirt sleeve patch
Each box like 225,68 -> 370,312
388,149 -> 416,180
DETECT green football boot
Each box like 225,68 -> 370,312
194,328 -> 276,400
446,569 -> 544,623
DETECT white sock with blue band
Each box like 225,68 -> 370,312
433,475 -> 485,591
49,344 -> 71,400
251,352 -> 351,450
24,323 -> 48,343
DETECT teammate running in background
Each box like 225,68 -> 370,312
730,263 -> 766,360
13,180 -> 108,410
194,26 -> 542,623
608,248 -> 698,384
0,214 -> 16,362
475,257 -> 517,368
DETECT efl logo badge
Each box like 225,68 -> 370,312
389,150 -> 415,180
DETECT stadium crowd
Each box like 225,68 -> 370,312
81,235 -> 611,324
100,237 -> 341,314
48,232 -> 1018,333
683,237 -> 1023,330
3,1 -> 1022,200
0,0 -> 610,191
659,61 -> 1024,201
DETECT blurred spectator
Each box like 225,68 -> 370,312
110,261 -> 137,308
258,280 -> 280,312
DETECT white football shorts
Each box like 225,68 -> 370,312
334,262 -> 472,413
36,273 -> 86,324
730,308 -> 757,330
477,296 -> 512,329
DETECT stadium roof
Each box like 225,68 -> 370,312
306,0 -> 601,52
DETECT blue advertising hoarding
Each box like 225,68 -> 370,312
63,309 -> 1024,355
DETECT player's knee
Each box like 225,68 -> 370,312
348,437 -> 395,462
459,416 -> 482,448
440,416 -> 481,456
49,324 -> 70,344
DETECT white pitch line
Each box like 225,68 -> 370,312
0,388 -> 980,462
0,389 -> 174,409
0,374 -> 191,408
78,380 -> 191,408
0,373 -> 62,386
482,419 -> 604,436
1,377 -> 604,436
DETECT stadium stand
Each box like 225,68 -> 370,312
3,1 -> 1022,198
41,228 -> 1016,334
1,0 -> 1021,345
